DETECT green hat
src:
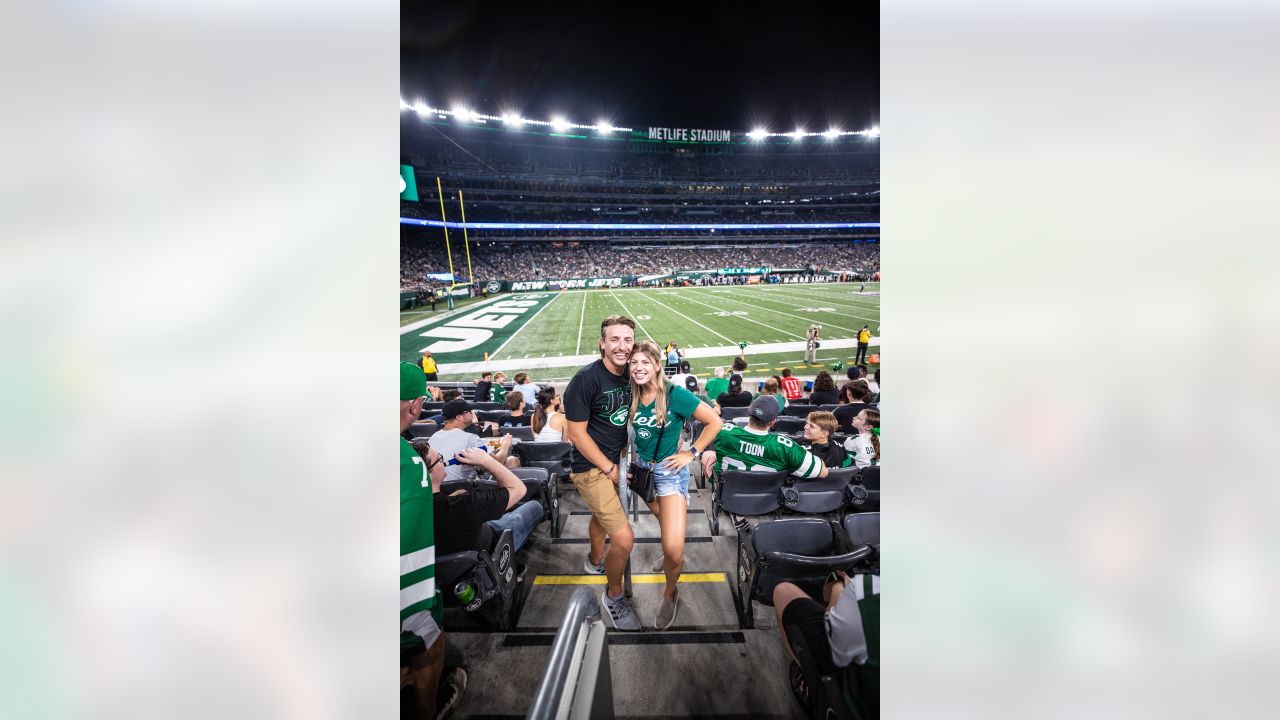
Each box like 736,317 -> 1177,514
400,361 -> 426,400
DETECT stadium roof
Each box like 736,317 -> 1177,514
401,4 -> 878,134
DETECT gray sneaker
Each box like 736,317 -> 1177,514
583,554 -> 605,575
600,590 -> 642,631
655,588 -> 680,630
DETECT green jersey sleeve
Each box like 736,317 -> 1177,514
775,433 -> 825,479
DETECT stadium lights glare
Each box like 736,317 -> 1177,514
868,126 -> 881,137
452,106 -> 472,122
824,128 -> 841,139
747,128 -> 767,141
596,122 -> 614,134
400,98 -> 410,110
551,116 -> 570,132
501,113 -> 523,126
791,129 -> 806,140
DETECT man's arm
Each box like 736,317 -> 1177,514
457,448 -> 525,509
565,420 -> 619,482
491,433 -> 514,465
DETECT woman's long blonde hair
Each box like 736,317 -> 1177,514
628,340 -> 671,426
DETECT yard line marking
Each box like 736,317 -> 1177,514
674,290 -> 806,340
574,289 -> 588,355
740,286 -> 881,318
489,292 -> 562,361
686,288 -> 859,333
608,288 -> 654,341
628,289 -> 737,346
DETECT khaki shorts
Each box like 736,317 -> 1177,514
571,467 -> 630,534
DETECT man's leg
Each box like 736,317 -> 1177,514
401,633 -> 445,719
485,501 -> 545,553
604,522 -> 634,597
587,515 -> 606,567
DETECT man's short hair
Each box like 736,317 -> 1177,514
514,372 -> 529,385
480,372 -> 493,380
442,389 -> 462,401
781,368 -> 792,378
599,315 -> 636,338
763,378 -> 780,393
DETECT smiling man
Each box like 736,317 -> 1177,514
564,315 -> 640,630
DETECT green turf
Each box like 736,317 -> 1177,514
401,282 -> 879,381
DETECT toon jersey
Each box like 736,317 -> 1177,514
712,425 -> 825,478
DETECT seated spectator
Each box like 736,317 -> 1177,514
760,377 -> 787,410
807,370 -> 839,406
500,392 -> 532,427
474,373 -> 493,404
842,408 -> 880,468
669,360 -> 698,393
866,368 -> 880,398
426,389 -> 462,425
428,400 -> 519,482
512,372 -> 541,407
772,570 -> 879,718
704,366 -> 729,401
434,447 -> 545,557
780,368 -> 804,402
490,372 -> 508,403
803,411 -> 852,468
700,396 -> 827,480
834,381 -> 877,434
531,387 -> 566,442
714,374 -> 753,411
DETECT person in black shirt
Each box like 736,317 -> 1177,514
803,411 -> 853,468
807,370 -> 840,406
563,315 -> 641,631
834,380 -> 877,434
433,447 -> 544,556
714,374 -> 754,412
500,392 -> 532,427
474,372 -> 493,404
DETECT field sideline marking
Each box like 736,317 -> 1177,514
489,292 -> 563,361
673,291 -> 806,340
741,285 -> 882,314
608,288 -> 654,341
574,289 -> 588,355
627,289 -> 737,346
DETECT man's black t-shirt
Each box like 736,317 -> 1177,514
434,487 -> 510,556
474,380 -> 493,403
808,441 -> 850,468
500,413 -> 532,428
563,359 -> 632,473
808,389 -> 840,406
715,390 -> 753,408
833,403 -> 877,435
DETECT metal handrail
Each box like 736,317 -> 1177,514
528,586 -> 611,720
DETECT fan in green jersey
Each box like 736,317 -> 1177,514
699,395 -> 827,480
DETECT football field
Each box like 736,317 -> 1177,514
400,282 -> 879,382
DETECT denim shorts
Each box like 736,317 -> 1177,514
634,456 -> 691,503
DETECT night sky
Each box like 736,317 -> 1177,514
401,1 -> 878,134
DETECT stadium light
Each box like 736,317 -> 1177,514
453,106 -> 473,122
413,101 -> 430,115
868,126 -> 881,138
400,98 -> 410,110
791,129 -> 806,141
596,121 -> 614,134
747,128 -> 767,141
551,116 -> 570,132
824,128 -> 841,139
502,113 -> 523,126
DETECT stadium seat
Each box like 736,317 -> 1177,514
780,403 -> 815,418
711,469 -> 786,536
502,426 -> 536,443
513,442 -> 574,495
736,517 -> 873,629
783,467 -> 857,515
471,402 -> 507,412
509,466 -> 559,538
846,466 -> 880,512
436,527 -> 524,631
406,422 -> 439,439
817,404 -> 841,413
719,406 -> 750,421
477,410 -> 512,425
772,416 -> 807,434
842,512 -> 880,548
423,402 -> 445,413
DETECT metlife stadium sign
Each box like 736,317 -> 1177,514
647,127 -> 733,143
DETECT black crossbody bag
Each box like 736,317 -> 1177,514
627,388 -> 671,503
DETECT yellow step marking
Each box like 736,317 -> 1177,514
533,572 -> 728,586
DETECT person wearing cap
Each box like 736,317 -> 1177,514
417,349 -> 438,382
400,362 -> 457,718
713,373 -> 753,413
699,395 -> 828,481
428,399 -> 517,483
